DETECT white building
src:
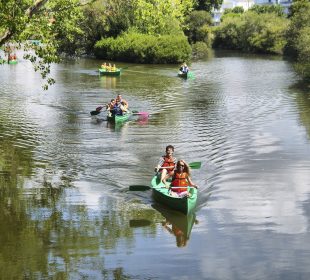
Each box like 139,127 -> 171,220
213,0 -> 293,24
213,0 -> 255,24
254,0 -> 293,13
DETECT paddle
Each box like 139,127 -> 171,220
187,72 -> 195,79
129,161 -> 201,191
132,110 -> 149,116
129,185 -> 197,191
129,185 -> 163,191
90,106 -> 104,116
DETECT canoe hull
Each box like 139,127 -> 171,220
9,60 -> 18,65
151,176 -> 197,215
107,112 -> 132,123
177,72 -> 188,78
99,68 -> 121,76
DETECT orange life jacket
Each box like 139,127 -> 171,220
171,171 -> 188,192
161,156 -> 175,171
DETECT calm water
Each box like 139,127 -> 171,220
1,51 -> 310,279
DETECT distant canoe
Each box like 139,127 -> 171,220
9,60 -> 18,65
99,68 -> 121,76
177,71 -> 188,78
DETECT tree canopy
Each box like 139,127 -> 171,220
0,0 -> 89,89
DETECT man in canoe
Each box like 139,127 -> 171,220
179,62 -> 189,74
155,145 -> 177,184
163,159 -> 198,197
115,94 -> 129,112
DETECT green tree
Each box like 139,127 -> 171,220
195,0 -> 223,12
285,0 -> 310,81
213,11 -> 288,54
133,0 -> 195,35
0,0 -> 90,89
249,4 -> 285,17
223,6 -> 244,15
185,10 -> 212,44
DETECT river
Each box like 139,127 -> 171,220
1,51 -> 310,279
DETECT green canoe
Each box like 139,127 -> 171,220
99,68 -> 121,76
151,175 -> 198,215
107,111 -> 132,123
177,72 -> 188,78
9,59 -> 18,65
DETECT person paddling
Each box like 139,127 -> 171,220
179,62 -> 189,74
163,159 -> 198,197
155,145 -> 177,184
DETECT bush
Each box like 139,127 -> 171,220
94,31 -> 191,63
192,42 -> 210,59
213,11 -> 288,54
294,27 -> 310,81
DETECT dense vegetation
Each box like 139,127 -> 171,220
94,32 -> 191,63
213,11 -> 288,54
0,0 -> 86,89
212,0 -> 310,82
0,0 -> 309,84
285,0 -> 310,82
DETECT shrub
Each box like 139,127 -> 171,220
94,31 -> 191,63
192,42 -> 210,59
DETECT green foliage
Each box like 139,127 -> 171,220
285,0 -> 310,81
192,41 -> 210,59
132,0 -> 195,35
293,29 -> 310,82
94,31 -> 191,63
223,6 -> 244,15
220,11 -> 242,22
185,10 -> 212,44
213,11 -> 288,54
249,4 -> 285,17
195,0 -> 223,12
285,0 -> 310,58
213,16 -> 243,50
0,0 -> 86,89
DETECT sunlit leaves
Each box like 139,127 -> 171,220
0,0 -> 85,90
133,0 -> 195,35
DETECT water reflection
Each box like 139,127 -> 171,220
99,76 -> 119,89
1,54 -> 310,279
152,204 -> 197,247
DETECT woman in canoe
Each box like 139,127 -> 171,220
155,145 -> 177,184
164,160 -> 198,197
106,99 -> 116,116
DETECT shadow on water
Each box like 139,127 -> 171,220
290,81 -> 310,139
152,203 -> 198,248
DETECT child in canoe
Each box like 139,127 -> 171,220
163,159 -> 198,197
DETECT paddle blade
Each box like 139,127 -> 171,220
129,185 -> 151,191
90,110 -> 101,116
131,110 -> 149,116
188,72 -> 195,79
134,112 -> 149,116
189,162 -> 201,169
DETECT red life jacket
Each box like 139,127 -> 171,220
171,171 -> 188,193
161,156 -> 175,171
